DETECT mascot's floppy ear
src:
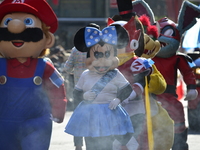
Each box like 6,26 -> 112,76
177,0 -> 200,36
132,0 -> 156,25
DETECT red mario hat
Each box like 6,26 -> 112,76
0,0 -> 58,33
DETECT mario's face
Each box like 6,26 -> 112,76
0,12 -> 54,59
85,43 -> 119,74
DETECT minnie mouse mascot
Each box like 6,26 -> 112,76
65,25 -> 135,150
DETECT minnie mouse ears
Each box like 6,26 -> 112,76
74,25 -> 129,53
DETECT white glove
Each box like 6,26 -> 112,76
109,98 -> 120,110
121,90 -> 137,105
83,90 -> 96,101
50,115 -> 60,123
128,90 -> 137,100
184,89 -> 198,100
121,98 -> 129,105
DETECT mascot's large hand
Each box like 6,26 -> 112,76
83,91 -> 96,101
131,57 -> 153,88
109,98 -> 121,110
184,89 -> 198,100
130,57 -> 153,75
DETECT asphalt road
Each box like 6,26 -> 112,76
49,100 -> 200,150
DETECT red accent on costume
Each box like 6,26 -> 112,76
139,15 -> 159,39
118,57 -> 143,96
123,17 -> 141,52
119,10 -> 132,15
43,61 -> 67,123
153,56 -> 196,86
153,55 -> 196,133
176,78 -> 184,101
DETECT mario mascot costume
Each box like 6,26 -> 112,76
0,0 -> 67,150
132,0 -> 200,150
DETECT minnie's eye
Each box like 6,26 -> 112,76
4,18 -> 12,26
105,51 -> 110,58
94,51 -> 99,59
94,51 -> 103,59
24,18 -> 34,26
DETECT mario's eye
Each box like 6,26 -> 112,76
4,18 -> 12,26
24,18 -> 34,26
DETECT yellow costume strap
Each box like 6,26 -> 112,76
145,76 -> 154,150
117,52 -> 135,66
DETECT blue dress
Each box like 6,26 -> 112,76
65,69 -> 134,137
0,58 -> 52,150
65,102 -> 133,137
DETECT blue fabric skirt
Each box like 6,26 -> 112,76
65,101 -> 134,137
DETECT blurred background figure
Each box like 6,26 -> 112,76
182,18 -> 200,53
182,18 -> 200,132
63,47 -> 87,111
62,23 -> 100,111
49,45 -> 69,72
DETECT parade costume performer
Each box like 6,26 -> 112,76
138,14 -> 174,150
65,25 -> 134,150
0,0 -> 67,150
132,0 -> 200,150
183,18 -> 200,132
108,0 -> 174,149
187,56 -> 200,131
64,23 -> 101,150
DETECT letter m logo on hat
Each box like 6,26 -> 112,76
12,0 -> 24,3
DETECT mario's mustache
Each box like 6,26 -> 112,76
0,28 -> 43,42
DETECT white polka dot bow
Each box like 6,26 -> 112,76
84,26 -> 117,47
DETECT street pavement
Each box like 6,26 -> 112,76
49,100 -> 200,150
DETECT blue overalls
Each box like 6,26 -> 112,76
0,58 -> 52,150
